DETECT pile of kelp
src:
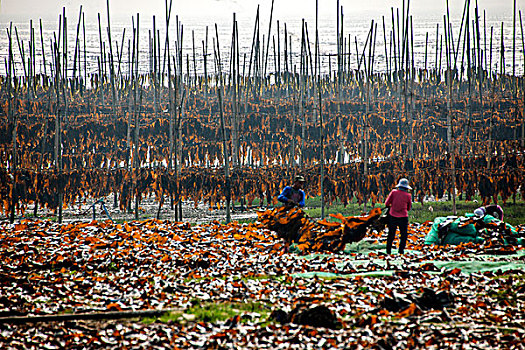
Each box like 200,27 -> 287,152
257,206 -> 386,253
425,214 -> 525,247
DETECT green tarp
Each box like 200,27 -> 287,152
292,246 -> 525,278
424,214 -> 520,246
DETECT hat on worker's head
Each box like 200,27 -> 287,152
396,178 -> 412,190
493,205 -> 504,220
474,208 -> 485,217
295,175 -> 305,183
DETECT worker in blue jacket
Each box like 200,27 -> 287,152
278,175 -> 306,208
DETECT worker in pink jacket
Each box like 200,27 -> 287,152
384,178 -> 412,255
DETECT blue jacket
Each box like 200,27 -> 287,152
278,186 -> 305,208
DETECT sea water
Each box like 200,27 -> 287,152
0,5 -> 523,78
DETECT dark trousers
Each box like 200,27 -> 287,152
386,215 -> 409,254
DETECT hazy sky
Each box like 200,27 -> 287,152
0,0 -> 517,21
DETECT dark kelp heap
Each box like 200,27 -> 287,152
257,206 -> 385,253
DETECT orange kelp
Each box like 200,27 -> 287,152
258,207 -> 385,253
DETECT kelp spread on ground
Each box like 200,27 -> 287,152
1,218 -> 524,348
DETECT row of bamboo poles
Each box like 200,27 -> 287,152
2,0 -> 525,223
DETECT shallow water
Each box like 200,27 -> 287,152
0,8 -> 523,79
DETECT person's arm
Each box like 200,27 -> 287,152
407,193 -> 412,211
385,191 -> 394,207
298,190 -> 305,208
277,187 -> 291,204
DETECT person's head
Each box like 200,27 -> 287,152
474,208 -> 485,217
493,205 -> 504,220
396,178 -> 412,191
293,175 -> 305,189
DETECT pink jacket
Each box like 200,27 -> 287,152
385,189 -> 412,218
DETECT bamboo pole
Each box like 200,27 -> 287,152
444,13 -> 457,215
299,21 -> 305,168
106,0 -> 118,127
409,16 -> 414,158
313,0 -> 325,219
175,19 -> 184,221
52,33 -> 62,221
263,0 -> 275,77
339,4 -> 345,164
246,6 -> 259,103
401,2 -> 405,71
464,0 -> 473,156
215,23 -> 231,223
453,0 -> 469,72
483,10 -> 487,75
475,3 -> 483,103
231,14 -> 239,168
83,12 -> 87,94
27,20 -> 33,108
362,21 -> 375,212
500,22 -> 505,76
133,13 -> 140,221
203,27 -> 209,98
391,8 -> 398,76
39,20 -> 47,77
34,19 -> 49,217
489,26 -> 493,79
156,0 -> 174,220
97,13 -> 105,105
7,26 -> 19,223
57,7 -> 68,223
435,23 -> 439,73
277,20 -> 281,87
14,27 -> 27,79
382,16 -> 389,77
72,6 -> 83,91
513,0 -> 516,78
520,10 -> 525,148
291,65 -> 297,168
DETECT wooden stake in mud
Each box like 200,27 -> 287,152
215,24 -> 231,223
299,20 -> 306,169
513,0 -> 516,78
231,14 -> 239,168
263,0 -> 275,77
106,0 -> 118,126
314,0 -> 325,219
338,5 -> 346,164
444,14 -> 457,215
362,20 -> 375,212
424,31 -> 428,74
203,26 -> 209,98
58,7 -> 69,223
72,6 -> 83,91
383,16 -> 389,76
7,26 -> 19,223
133,13 -> 141,221
83,12 -> 87,94
520,11 -> 525,148
97,13 -> 105,106
174,18 -> 184,221
409,16 -> 414,158
156,0 -> 174,220
463,0 -> 473,156
33,19 -> 50,217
